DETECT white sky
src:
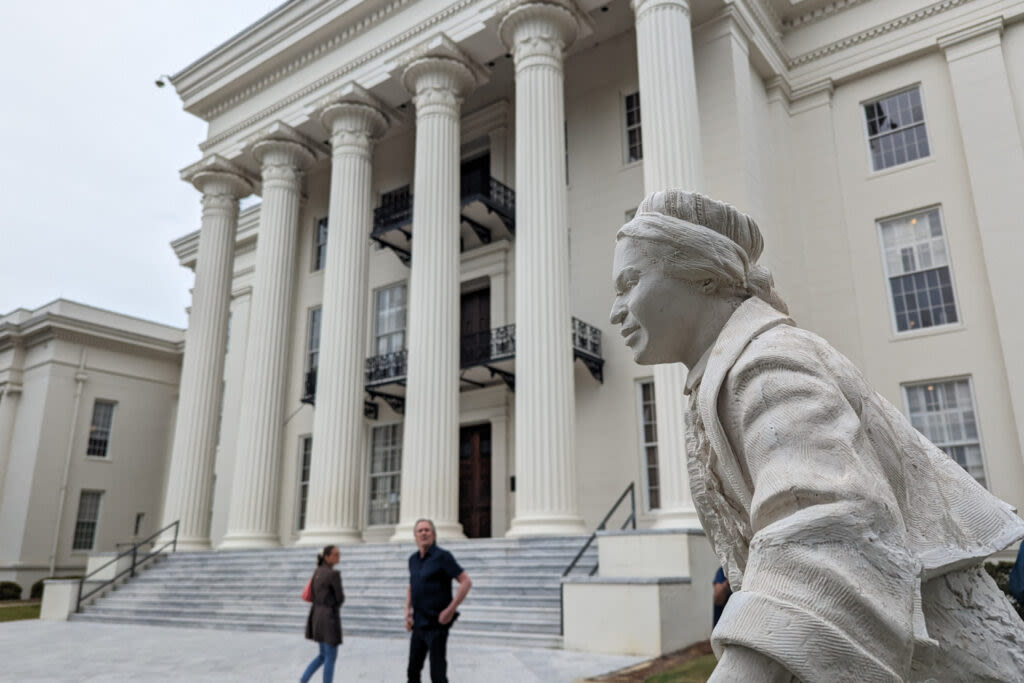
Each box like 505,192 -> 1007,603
0,0 -> 285,328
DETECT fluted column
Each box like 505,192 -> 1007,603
633,0 -> 702,528
0,384 -> 21,499
221,129 -> 314,549
501,1 -> 586,537
298,91 -> 388,546
390,51 -> 479,542
159,157 -> 252,551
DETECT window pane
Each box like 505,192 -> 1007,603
637,381 -> 659,510
880,210 -> 957,332
904,379 -> 986,486
298,437 -> 312,530
865,88 -> 929,171
368,424 -> 403,525
87,401 -> 115,457
73,491 -> 103,550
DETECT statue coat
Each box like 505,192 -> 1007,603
685,297 -> 1024,682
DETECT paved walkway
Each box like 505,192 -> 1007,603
0,621 -> 643,682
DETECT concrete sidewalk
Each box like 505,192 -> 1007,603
1,621 -> 644,682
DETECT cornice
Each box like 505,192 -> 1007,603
938,15 -> 1004,52
198,0 -> 414,121
787,0 -> 971,68
198,0 -> 485,153
782,0 -> 871,31
0,312 -> 183,361
462,100 -> 511,141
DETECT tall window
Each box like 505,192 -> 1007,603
72,490 -> 103,551
864,87 -> 929,171
297,436 -> 312,531
368,424 -> 402,525
313,217 -> 328,271
878,208 -> 958,333
904,378 -> 986,487
375,284 -> 407,355
306,307 -> 322,373
624,92 -> 643,163
637,381 -> 660,510
87,400 -> 115,457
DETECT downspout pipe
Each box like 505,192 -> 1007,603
49,349 -> 88,577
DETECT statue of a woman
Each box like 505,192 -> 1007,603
610,190 -> 1024,682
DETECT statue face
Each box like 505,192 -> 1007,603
610,237 -> 708,365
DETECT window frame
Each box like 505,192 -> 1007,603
72,489 -> 104,552
862,84 -> 932,173
623,90 -> 643,165
875,205 -> 962,336
635,379 -> 660,512
312,216 -> 328,272
901,376 -> 989,487
86,400 -> 116,459
306,306 -> 322,374
366,422 -> 403,527
373,282 -> 408,356
296,435 -> 313,532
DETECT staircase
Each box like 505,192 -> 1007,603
71,537 -> 595,648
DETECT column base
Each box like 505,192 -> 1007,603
159,535 -> 212,552
506,515 -> 587,538
294,528 -> 363,547
389,520 -> 466,543
217,533 -> 281,550
650,508 -> 702,530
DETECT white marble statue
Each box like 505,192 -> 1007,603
609,190 -> 1024,682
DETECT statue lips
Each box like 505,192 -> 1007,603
621,324 -> 641,346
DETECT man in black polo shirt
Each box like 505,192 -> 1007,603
404,518 -> 472,683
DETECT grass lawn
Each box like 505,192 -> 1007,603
643,654 -> 717,683
0,603 -> 41,623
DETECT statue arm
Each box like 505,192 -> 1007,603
710,339 -> 916,683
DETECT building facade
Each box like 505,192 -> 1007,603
0,301 -> 183,590
160,0 -> 1024,551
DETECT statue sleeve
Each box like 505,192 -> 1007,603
711,339 -> 917,683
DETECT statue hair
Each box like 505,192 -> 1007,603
617,190 -> 789,315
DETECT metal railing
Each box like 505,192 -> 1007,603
559,483 -> 636,634
75,520 -> 179,613
365,349 -> 408,386
571,317 -> 602,359
460,324 -> 516,368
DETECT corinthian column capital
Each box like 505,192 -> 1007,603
631,0 -> 690,20
315,84 -> 390,157
498,0 -> 586,67
181,154 -> 254,203
399,35 -> 487,117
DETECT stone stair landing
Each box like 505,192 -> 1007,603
71,536 -> 595,648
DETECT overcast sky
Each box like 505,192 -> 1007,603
0,1 -> 285,329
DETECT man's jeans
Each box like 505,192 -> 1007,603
407,626 -> 450,683
300,641 -> 338,683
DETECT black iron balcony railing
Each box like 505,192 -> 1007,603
460,323 -> 516,368
372,186 -> 412,238
571,318 -> 604,384
460,169 -> 515,232
301,369 -> 317,405
365,349 -> 408,387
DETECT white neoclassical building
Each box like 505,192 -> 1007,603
157,0 -> 1024,552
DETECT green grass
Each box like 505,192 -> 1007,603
644,654 -> 717,683
0,603 -> 41,622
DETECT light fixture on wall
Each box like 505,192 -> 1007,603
154,74 -> 173,88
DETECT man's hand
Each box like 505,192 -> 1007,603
438,605 -> 455,625
404,610 -> 414,632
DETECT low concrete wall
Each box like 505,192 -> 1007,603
561,529 -> 720,657
39,579 -> 81,621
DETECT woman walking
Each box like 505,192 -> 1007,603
300,545 -> 344,683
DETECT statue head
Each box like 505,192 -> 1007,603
610,190 -> 787,366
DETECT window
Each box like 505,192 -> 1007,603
368,424 -> 402,525
375,284 -> 407,355
86,400 -> 115,457
313,217 -> 328,271
624,92 -> 643,163
878,208 -> 958,333
306,307 -> 322,373
864,87 -> 929,171
72,490 -> 103,551
297,436 -> 312,531
637,381 -> 660,510
904,378 -> 986,486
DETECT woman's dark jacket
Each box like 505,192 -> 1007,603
305,564 -> 344,646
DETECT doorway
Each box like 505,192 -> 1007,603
460,288 -> 491,366
458,423 -> 492,538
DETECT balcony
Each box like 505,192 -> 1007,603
361,318 -> 604,417
371,165 -> 516,265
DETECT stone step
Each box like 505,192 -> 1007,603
104,589 -> 560,608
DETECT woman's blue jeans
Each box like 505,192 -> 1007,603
300,641 -> 338,683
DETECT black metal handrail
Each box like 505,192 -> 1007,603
559,483 -> 636,635
365,349 -> 408,386
75,519 -> 179,612
571,317 -> 602,358
372,186 -> 412,236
